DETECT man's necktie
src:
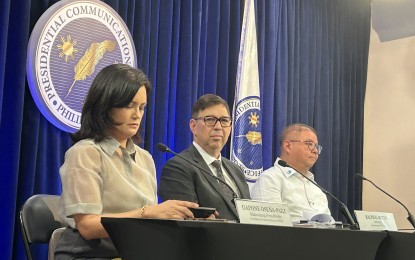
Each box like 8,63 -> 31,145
211,160 -> 235,203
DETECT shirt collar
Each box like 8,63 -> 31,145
275,157 -> 315,180
193,141 -> 222,165
99,137 -> 136,156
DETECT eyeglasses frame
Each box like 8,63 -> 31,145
288,140 -> 322,154
193,116 -> 233,127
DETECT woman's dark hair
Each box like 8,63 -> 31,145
71,64 -> 151,143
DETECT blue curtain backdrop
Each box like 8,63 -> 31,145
0,0 -> 371,259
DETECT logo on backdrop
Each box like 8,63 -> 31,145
26,0 -> 137,132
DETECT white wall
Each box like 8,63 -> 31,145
364,26 -> 415,229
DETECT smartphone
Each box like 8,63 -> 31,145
189,207 -> 216,218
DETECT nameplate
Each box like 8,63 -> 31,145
354,210 -> 398,231
235,199 -> 293,226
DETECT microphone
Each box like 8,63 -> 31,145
278,160 -> 359,229
356,173 -> 415,229
156,143 -> 238,203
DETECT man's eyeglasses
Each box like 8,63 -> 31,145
289,140 -> 323,154
193,116 -> 232,127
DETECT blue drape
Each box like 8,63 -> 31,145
0,0 -> 371,259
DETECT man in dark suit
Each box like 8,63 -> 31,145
159,94 -> 250,221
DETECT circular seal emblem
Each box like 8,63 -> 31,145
27,0 -> 137,132
232,96 -> 263,183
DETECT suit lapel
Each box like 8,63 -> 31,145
188,145 -> 238,217
188,145 -> 223,193
222,160 -> 248,198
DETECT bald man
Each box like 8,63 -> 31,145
250,124 -> 331,222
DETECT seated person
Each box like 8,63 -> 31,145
158,94 -> 251,221
55,64 -> 198,260
250,123 -> 331,222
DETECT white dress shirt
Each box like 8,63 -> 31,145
250,157 -> 331,222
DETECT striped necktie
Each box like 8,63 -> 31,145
211,160 -> 235,203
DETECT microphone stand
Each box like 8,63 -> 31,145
278,160 -> 359,230
356,174 -> 415,229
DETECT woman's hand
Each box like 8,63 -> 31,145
144,200 -> 198,219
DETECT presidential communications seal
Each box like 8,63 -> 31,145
27,0 -> 137,132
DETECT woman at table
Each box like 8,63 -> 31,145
55,64 -> 199,259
